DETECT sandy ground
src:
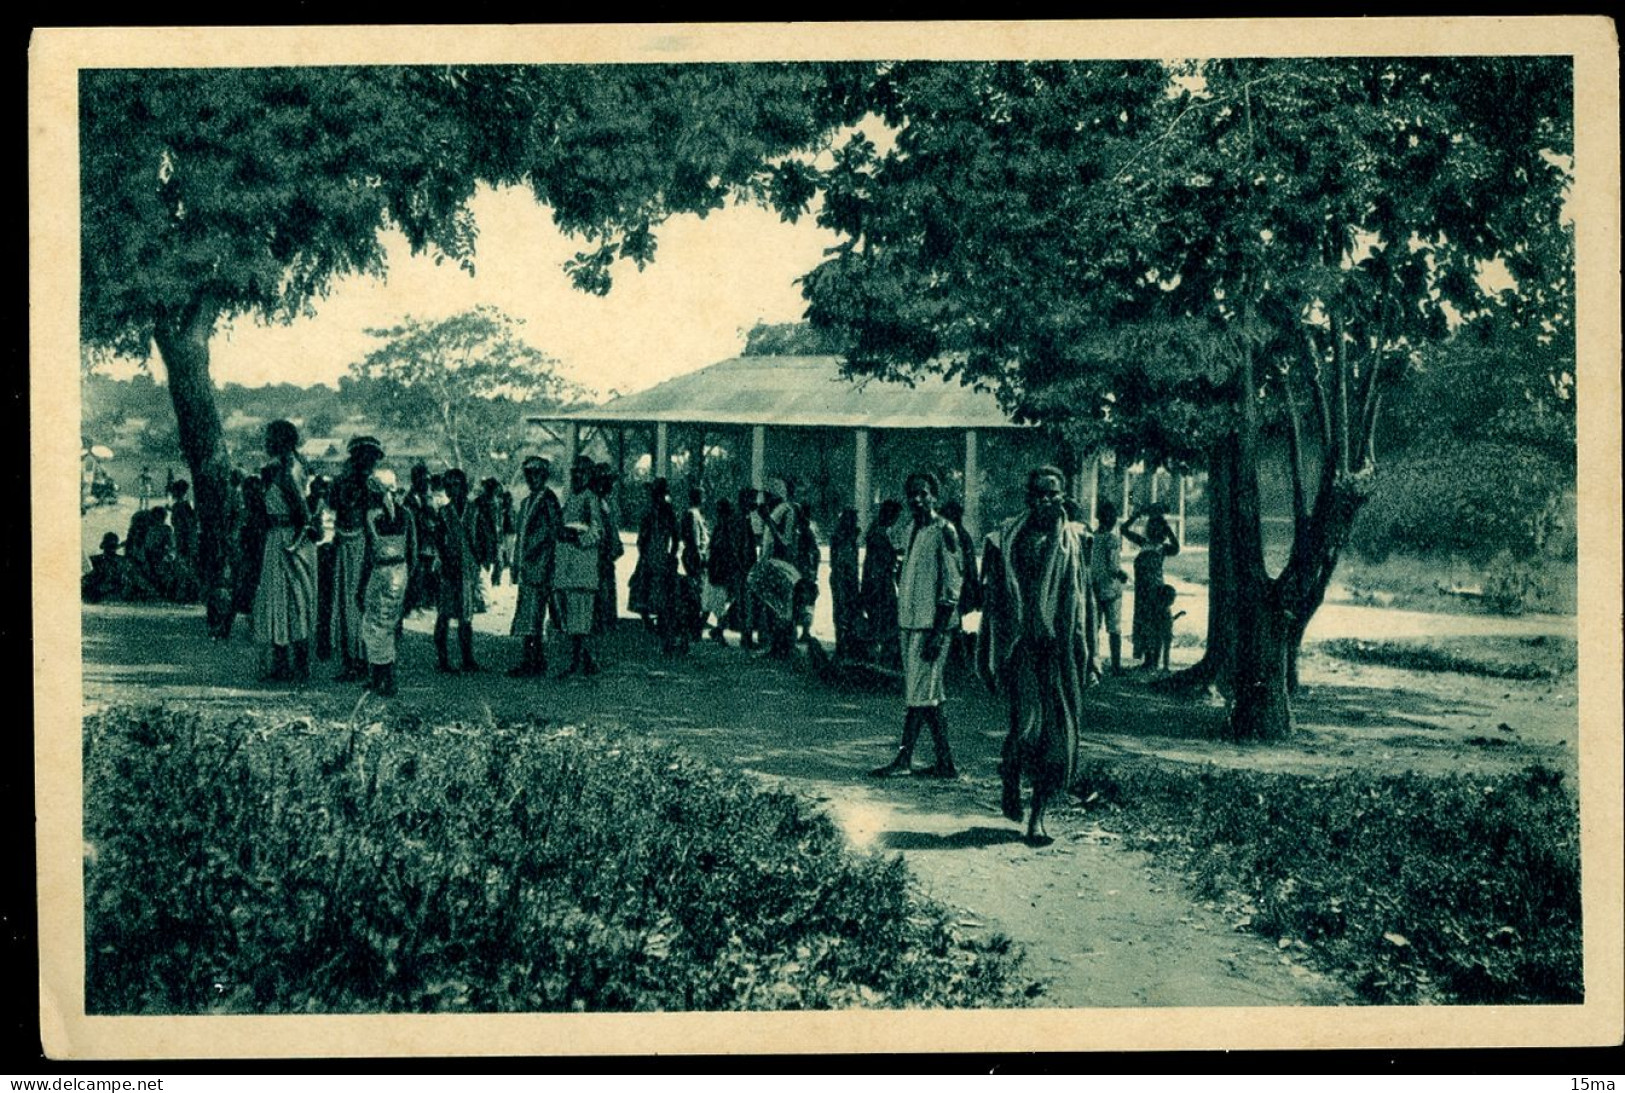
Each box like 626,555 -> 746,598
76,498 -> 1580,1007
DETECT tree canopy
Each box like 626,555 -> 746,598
343,305 -> 577,476
78,63 -> 869,580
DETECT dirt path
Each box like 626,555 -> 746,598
79,552 -> 1576,1006
802,781 -> 1349,1006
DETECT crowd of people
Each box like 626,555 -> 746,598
86,420 -> 1186,843
82,478 -> 202,605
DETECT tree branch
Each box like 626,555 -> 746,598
1302,327 -> 1334,452
1355,310 -> 1388,473
1282,369 -> 1311,527
1332,312 -> 1351,474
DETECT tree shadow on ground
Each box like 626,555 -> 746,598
1292,684 -> 1488,728
880,826 -> 1028,851
81,602 -> 1554,797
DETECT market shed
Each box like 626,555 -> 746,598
530,354 -> 1023,535
531,354 -> 1191,541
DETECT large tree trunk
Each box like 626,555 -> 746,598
1163,436 -> 1237,694
152,294 -> 230,592
1224,338 -> 1294,741
1280,467 -> 1374,691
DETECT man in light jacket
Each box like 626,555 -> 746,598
871,471 -> 963,779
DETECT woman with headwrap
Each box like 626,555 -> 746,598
1124,505 -> 1180,670
329,436 -> 385,681
747,477 -> 801,658
252,419 -> 318,683
860,499 -> 905,669
358,466 -> 416,696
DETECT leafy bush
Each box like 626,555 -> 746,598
85,706 -> 1032,1014
1351,443 -> 1572,567
1320,635 -> 1576,680
1071,761 -> 1581,1005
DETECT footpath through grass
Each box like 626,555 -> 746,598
1070,758 -> 1582,1004
85,706 -> 1035,1013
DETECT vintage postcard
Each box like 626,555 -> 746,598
30,19 -> 1622,1059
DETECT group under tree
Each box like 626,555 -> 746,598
786,58 -> 1573,738
80,59 -> 1573,739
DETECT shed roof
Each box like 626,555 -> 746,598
533,355 -> 1018,431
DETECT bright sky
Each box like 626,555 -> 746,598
103,185 -> 839,400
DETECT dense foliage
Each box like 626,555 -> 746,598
1354,333 -> 1576,567
740,319 -> 848,357
1071,759 -> 1582,1004
85,706 -> 1032,1013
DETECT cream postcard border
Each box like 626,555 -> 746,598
29,18 -> 1623,1058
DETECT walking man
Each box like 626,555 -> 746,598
507,455 -> 562,677
980,466 -> 1091,845
870,471 -> 963,779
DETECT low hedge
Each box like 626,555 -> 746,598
1072,759 -> 1582,1004
85,706 -> 1033,1013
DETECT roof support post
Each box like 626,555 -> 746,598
655,422 -> 670,481
963,428 -> 980,541
854,426 -> 871,534
691,427 -> 708,487
1074,451 -> 1099,522
1121,463 -> 1132,523
564,421 -> 580,478
750,425 -> 766,491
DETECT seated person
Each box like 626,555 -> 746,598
82,533 -> 129,603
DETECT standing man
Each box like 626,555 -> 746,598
1090,498 -> 1129,675
432,468 -> 482,674
979,466 -> 1092,845
555,457 -> 605,676
166,479 -> 200,603
590,463 -> 623,635
940,499 -> 981,670
472,477 -> 503,588
136,466 -> 156,510
497,482 -> 517,588
329,436 -> 385,682
870,471 -> 963,780
678,485 -> 711,648
507,455 -> 563,678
